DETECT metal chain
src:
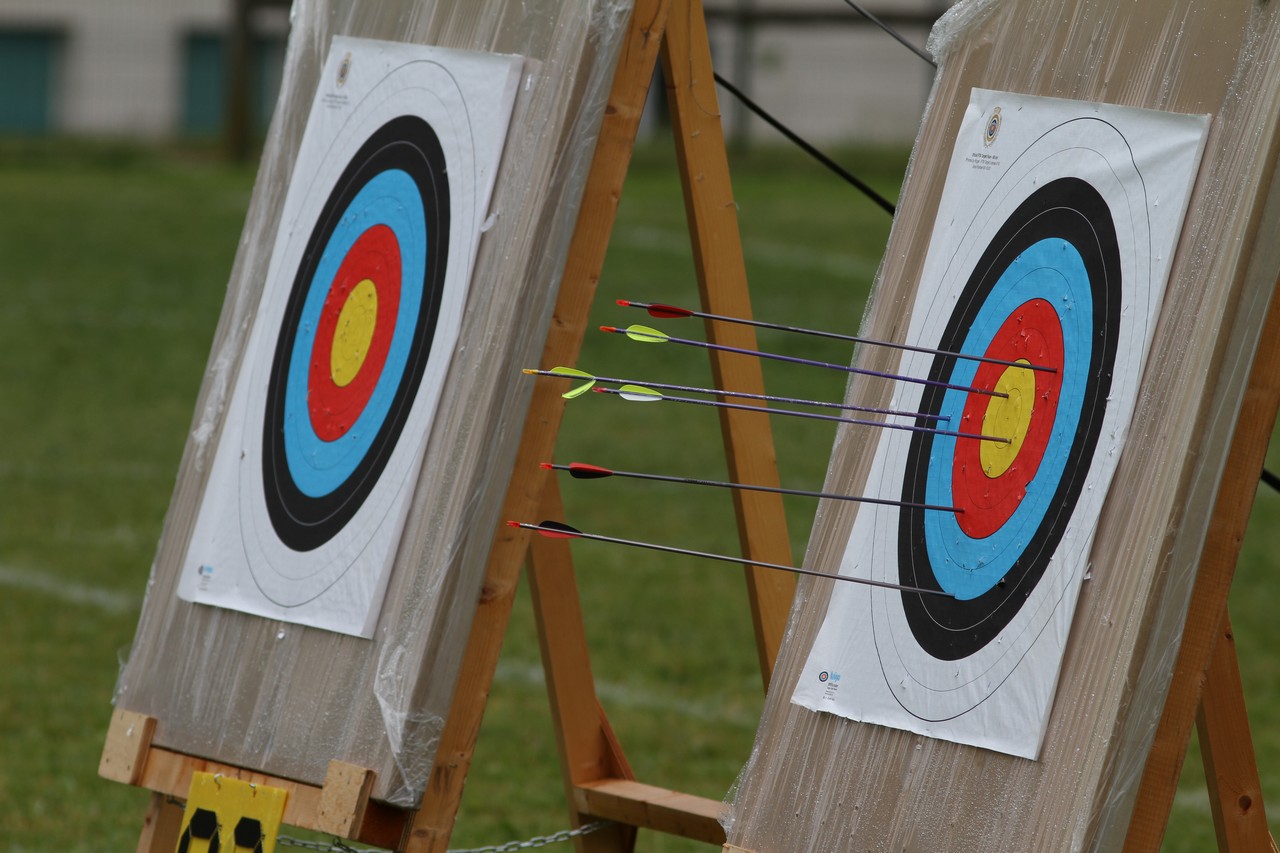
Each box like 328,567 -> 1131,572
448,821 -> 613,853
277,820 -> 612,853
277,837 -> 366,852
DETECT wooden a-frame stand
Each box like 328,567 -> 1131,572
101,0 -> 1276,849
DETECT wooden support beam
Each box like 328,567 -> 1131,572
529,479 -> 638,853
138,747 -> 400,849
136,793 -> 185,853
1197,612 -> 1278,853
524,2 -> 799,849
317,760 -> 377,839
102,722 -> 402,852
398,3 -> 666,849
1124,239 -> 1280,850
572,779 -> 726,845
661,0 -> 797,688
100,709 -> 156,787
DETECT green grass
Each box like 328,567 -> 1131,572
0,137 -> 1276,851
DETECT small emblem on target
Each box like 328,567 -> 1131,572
984,106 -> 1002,147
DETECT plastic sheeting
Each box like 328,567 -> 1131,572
115,0 -> 631,808
725,0 -> 1280,849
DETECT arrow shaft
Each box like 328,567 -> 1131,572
596,387 -> 1009,444
605,326 -> 1008,398
523,367 -> 946,423
544,463 -> 960,513
510,521 -> 953,598
619,301 -> 1053,374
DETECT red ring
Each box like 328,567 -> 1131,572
307,225 -> 402,441
952,298 -> 1063,538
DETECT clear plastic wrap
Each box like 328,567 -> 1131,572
114,0 -> 632,808
725,0 -> 1280,849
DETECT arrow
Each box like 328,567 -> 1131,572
601,324 -> 1009,398
522,366 -> 947,422
594,384 -> 1011,445
616,300 -> 1054,374
507,520 -> 955,598
541,461 -> 961,513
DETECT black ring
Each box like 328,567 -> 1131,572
896,177 -> 1121,660
261,115 -> 449,552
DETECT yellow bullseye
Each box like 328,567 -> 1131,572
330,278 -> 379,387
981,359 -> 1035,478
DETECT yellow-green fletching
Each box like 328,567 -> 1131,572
548,365 -> 595,399
548,366 -> 592,378
618,384 -> 663,402
624,324 -> 669,343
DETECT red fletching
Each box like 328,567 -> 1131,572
567,462 -> 613,479
535,520 -> 582,539
646,303 -> 692,319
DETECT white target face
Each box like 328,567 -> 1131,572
792,90 -> 1208,759
176,38 -> 521,636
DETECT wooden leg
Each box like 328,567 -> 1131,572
399,1 -> 669,848
1197,611 -> 1277,852
1124,267 -> 1280,850
136,792 -> 184,853
661,0 -> 797,690
529,478 -> 638,853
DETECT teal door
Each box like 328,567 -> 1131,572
0,30 -> 62,134
182,32 -> 286,137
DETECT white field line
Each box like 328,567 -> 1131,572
495,659 -> 759,728
0,568 -> 759,727
0,564 -> 137,614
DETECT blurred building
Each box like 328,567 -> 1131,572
0,0 -> 287,137
0,0 -> 946,143
703,0 -> 948,144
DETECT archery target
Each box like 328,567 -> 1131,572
177,38 -> 521,636
793,90 -> 1208,758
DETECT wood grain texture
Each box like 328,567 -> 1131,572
725,2 -> 1280,850
111,0 -> 633,812
127,745 -> 407,849
135,793 -> 184,853
1196,614 -> 1277,853
99,709 -> 156,786
529,480 -> 641,853
572,779 -> 727,844
398,3 -> 661,848
1123,43 -> 1280,849
317,760 -> 377,838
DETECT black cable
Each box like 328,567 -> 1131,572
712,71 -> 897,216
1262,467 -> 1280,493
840,0 -> 937,68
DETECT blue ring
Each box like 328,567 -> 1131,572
921,239 -> 1092,599
280,169 -> 427,498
